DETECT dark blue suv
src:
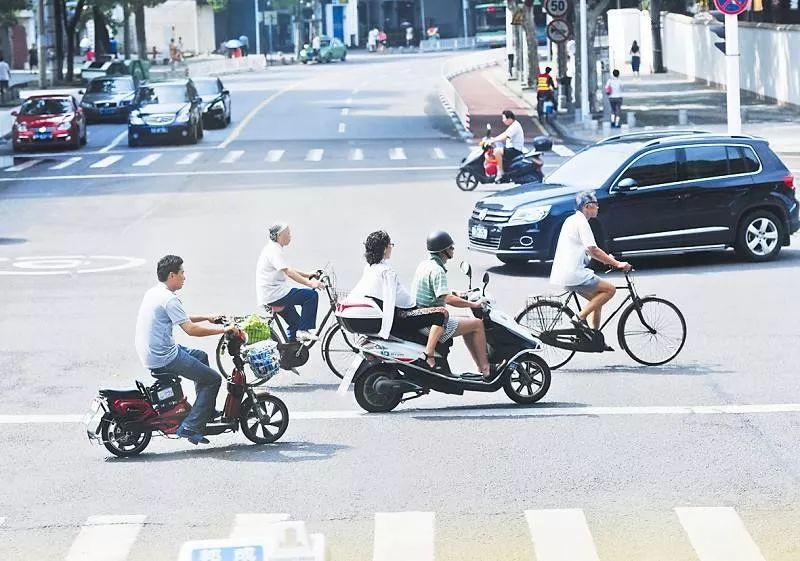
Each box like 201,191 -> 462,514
468,131 -> 799,264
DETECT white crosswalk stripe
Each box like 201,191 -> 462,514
221,150 -> 245,164
338,122 -> 346,133
552,144 -> 576,157
64,515 -> 146,561
306,149 -> 324,162
229,513 -> 291,539
176,152 -> 202,165
431,147 -> 446,160
676,507 -> 767,561
389,147 -> 407,160
374,512 -> 434,561
5,158 -> 43,172
525,509 -> 601,561
132,153 -> 162,167
349,148 -> 364,161
50,157 -> 82,170
90,155 -> 123,168
266,149 -> 285,162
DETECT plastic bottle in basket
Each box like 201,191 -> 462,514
246,340 -> 281,380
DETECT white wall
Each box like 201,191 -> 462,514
145,0 -> 216,56
607,9 -> 653,75
662,13 -> 800,106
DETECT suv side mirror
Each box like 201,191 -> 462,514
78,89 -> 85,95
10,110 -> 18,116
222,89 -> 229,96
616,177 -> 638,192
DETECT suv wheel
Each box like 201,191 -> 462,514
735,210 -> 783,262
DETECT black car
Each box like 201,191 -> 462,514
127,79 -> 204,147
194,77 -> 231,128
79,76 -> 137,123
468,131 -> 799,264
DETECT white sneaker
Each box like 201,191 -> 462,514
296,330 -> 318,342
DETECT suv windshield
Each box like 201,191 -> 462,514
194,80 -> 220,96
138,85 -> 188,105
20,98 -> 72,115
546,143 -> 640,189
87,78 -> 134,94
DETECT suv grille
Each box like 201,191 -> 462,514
471,208 -> 513,223
144,114 -> 175,125
469,232 -> 502,249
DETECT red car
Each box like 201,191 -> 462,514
11,95 -> 87,152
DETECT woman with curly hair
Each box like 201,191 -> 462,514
349,230 -> 447,369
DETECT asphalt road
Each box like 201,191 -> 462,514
1,52 -> 799,561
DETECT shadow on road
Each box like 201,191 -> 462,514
106,440 -> 349,464
558,361 -> 734,377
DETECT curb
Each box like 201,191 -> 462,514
439,93 -> 472,141
438,54 -> 500,142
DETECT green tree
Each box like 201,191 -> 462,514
507,0 -> 541,88
0,0 -> 28,27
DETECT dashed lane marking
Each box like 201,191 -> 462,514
431,147 -> 446,160
552,144 -> 576,157
338,123 -> 346,133
349,148 -> 364,161
676,507 -> 768,561
219,80 -> 304,149
305,149 -> 324,162
526,509 -> 601,561
389,147 -> 407,160
221,150 -> 245,164
374,512 -> 434,561
132,153 -> 162,167
176,152 -> 202,165
99,130 -> 128,153
341,108 -> 350,116
5,159 -> 43,172
64,515 -> 146,561
265,149 -> 285,162
50,157 -> 82,170
90,155 -> 123,168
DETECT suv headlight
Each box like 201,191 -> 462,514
120,93 -> 135,106
80,101 -> 93,108
129,111 -> 144,125
175,109 -> 191,123
509,205 -> 551,224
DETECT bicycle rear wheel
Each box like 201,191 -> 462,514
515,300 -> 577,370
321,323 -> 359,379
617,297 -> 686,366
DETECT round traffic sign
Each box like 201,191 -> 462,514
546,19 -> 572,43
713,0 -> 750,15
544,0 -> 570,17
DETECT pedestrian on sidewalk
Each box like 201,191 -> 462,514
536,66 -> 557,119
487,110 -> 526,183
605,69 -> 624,128
405,25 -> 414,47
630,41 -> 641,78
28,44 -> 38,71
109,36 -> 119,59
0,56 -> 10,104
367,27 -> 378,52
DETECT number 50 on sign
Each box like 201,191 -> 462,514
544,0 -> 570,18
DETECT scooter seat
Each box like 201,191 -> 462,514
390,329 -> 453,354
99,388 -> 144,399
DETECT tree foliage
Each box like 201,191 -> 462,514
507,0 -> 541,87
0,0 -> 29,28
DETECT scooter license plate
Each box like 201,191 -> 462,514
471,225 -> 488,240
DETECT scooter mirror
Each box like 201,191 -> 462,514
482,272 -> 490,292
460,261 -> 473,289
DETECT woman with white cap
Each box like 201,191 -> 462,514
255,223 -> 322,342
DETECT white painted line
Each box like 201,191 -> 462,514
389,147 -> 407,160
132,153 -> 162,167
220,80 -> 304,148
552,144 -> 576,157
265,149 -> 285,162
5,159 -> 43,172
90,155 -> 123,168
50,157 -> 82,170
99,130 -> 128,153
349,148 -> 364,161
676,507 -> 767,561
176,152 -> 202,165
431,147 -> 446,160
0,517 -> 4,526
341,107 -> 350,116
345,98 -> 353,105
526,509 -> 600,561
338,122 -> 346,133
305,149 -> 324,162
374,512 -> 434,561
229,513 -> 291,539
65,515 -> 146,561
221,150 -> 245,164
352,88 -> 360,95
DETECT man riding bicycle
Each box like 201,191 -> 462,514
549,191 -> 631,331
135,255 -> 239,445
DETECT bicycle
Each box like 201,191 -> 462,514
515,269 -> 686,369
215,266 -> 358,379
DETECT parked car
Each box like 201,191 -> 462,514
468,131 -> 799,264
79,76 -> 137,123
11,95 -> 87,152
194,77 -> 231,128
127,79 -> 204,147
299,36 -> 347,63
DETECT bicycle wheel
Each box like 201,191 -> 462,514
515,300 -> 576,370
617,297 -> 686,366
321,323 -> 359,379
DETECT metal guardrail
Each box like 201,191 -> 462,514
420,37 -> 479,52
438,50 -> 502,137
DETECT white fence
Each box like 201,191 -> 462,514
185,55 -> 267,77
420,37 -> 479,52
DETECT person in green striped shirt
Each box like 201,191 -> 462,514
413,231 -> 491,379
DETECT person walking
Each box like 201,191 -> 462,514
405,25 -> 414,47
28,44 -> 38,71
0,56 -> 10,103
367,27 -> 378,52
630,40 -> 641,78
605,69 -> 623,128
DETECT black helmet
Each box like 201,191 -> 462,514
426,230 -> 454,253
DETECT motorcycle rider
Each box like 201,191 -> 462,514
413,231 -> 492,379
550,191 -> 632,331
487,110 -> 526,183
256,222 -> 322,342
135,255 -> 239,445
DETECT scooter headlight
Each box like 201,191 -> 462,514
509,205 -> 551,225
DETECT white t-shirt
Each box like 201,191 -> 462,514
348,261 -> 415,339
549,211 -> 598,287
605,77 -> 623,98
504,119 -> 526,151
134,284 -> 190,369
256,241 -> 292,306
0,61 -> 10,81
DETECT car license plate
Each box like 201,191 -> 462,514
471,225 -> 488,239
149,126 -> 168,134
34,132 -> 52,140
100,107 -> 116,115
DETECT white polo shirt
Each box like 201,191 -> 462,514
549,211 -> 598,287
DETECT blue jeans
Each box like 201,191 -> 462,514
270,287 -> 319,340
151,346 -> 221,433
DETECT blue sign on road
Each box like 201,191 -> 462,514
191,545 -> 264,561
713,0 -> 751,15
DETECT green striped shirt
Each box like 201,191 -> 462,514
413,256 -> 449,307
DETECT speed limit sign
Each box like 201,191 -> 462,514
544,0 -> 570,18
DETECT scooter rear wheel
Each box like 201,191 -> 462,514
456,170 -> 479,191
240,395 -> 290,444
354,367 -> 403,413
502,354 -> 551,404
101,418 -> 152,457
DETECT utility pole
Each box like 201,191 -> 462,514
37,0 -> 47,88
462,0 -> 469,40
579,0 -> 589,119
724,13 -> 741,134
254,0 -> 261,55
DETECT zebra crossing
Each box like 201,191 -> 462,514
0,506 -> 780,561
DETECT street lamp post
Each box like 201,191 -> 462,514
462,0 -> 469,40
579,0 -> 589,119
254,0 -> 261,54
